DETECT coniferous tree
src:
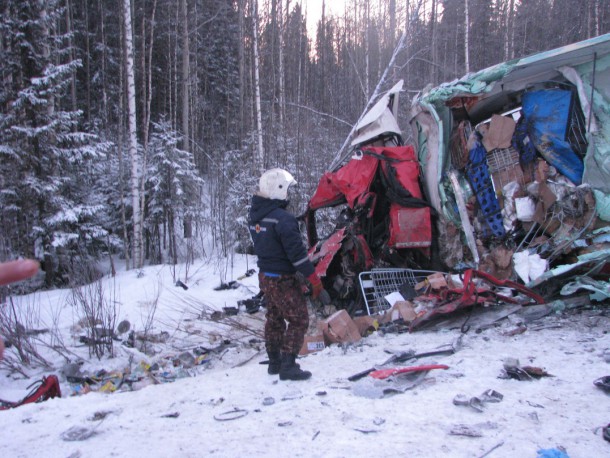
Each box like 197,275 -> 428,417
146,120 -> 204,264
0,0 -> 108,286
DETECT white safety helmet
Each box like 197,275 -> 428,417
258,168 -> 297,200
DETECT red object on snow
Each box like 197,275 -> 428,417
0,375 -> 61,410
369,364 -> 449,380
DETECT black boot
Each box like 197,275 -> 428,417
267,350 -> 281,375
279,353 -> 311,381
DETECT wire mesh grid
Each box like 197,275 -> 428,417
359,269 -> 438,316
487,147 -> 525,192
487,147 -> 519,172
567,93 -> 588,157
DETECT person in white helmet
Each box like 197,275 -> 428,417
248,168 -> 328,381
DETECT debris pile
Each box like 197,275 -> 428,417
444,103 -> 603,286
409,36 -> 610,305
61,346 -> 218,396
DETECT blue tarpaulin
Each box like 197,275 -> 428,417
522,89 -> 584,184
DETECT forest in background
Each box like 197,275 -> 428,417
1,0 -> 609,288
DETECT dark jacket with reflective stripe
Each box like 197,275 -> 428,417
248,194 -> 315,278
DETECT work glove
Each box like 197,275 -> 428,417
307,273 -> 331,305
307,273 -> 323,298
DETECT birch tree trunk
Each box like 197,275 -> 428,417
296,1 -> 304,171
140,0 -> 157,157
84,0 -> 91,124
252,0 -> 265,170
365,0 -> 370,98
118,1 -> 130,271
389,0 -> 396,77
278,0 -> 286,130
98,0 -> 109,133
238,0 -> 246,141
593,0 -> 600,36
429,0 -> 438,84
180,0 -> 190,154
503,0 -> 515,60
65,0 -> 77,111
464,0 -> 470,73
123,0 -> 143,269
139,0 -> 158,259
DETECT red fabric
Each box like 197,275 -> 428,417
0,375 -> 61,410
308,146 -> 421,211
307,145 -> 432,265
369,364 -> 449,380
384,158 -> 423,198
353,235 -> 374,270
309,228 -> 348,276
387,205 -> 431,249
307,273 -> 323,298
307,172 -> 344,210
308,154 -> 379,210
367,145 -> 422,198
364,145 -> 416,161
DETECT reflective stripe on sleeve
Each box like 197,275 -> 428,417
293,256 -> 309,267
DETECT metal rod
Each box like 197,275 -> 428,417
588,52 -> 597,133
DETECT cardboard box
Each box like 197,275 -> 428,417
386,301 -> 417,323
352,315 -> 379,337
321,310 -> 361,344
538,181 -> 557,211
426,272 -> 448,290
414,280 -> 429,293
482,115 -> 516,151
299,334 -> 325,355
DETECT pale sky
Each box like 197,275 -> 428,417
299,0 -> 347,38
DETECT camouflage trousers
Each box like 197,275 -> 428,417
259,273 -> 308,355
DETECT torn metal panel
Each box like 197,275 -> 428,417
448,171 -> 479,264
351,80 -> 403,148
527,248 -> 610,287
560,276 -> 610,300
422,304 -> 523,332
309,227 -> 348,276
410,103 -> 445,214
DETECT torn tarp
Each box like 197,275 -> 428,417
560,276 -> 610,300
521,89 -> 584,185
528,248 -> 610,287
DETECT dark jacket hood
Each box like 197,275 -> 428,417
249,194 -> 288,223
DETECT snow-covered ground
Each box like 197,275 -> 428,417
0,254 -> 608,457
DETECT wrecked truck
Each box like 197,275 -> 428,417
304,81 -> 440,316
305,34 -> 610,318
